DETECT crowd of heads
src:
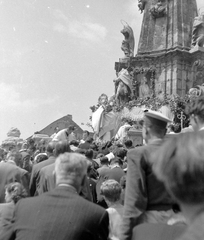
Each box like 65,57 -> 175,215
2,96 -> 204,239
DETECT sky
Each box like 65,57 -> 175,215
0,0 -> 203,142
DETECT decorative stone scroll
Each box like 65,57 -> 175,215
149,0 -> 166,18
191,11 -> 204,48
192,60 -> 204,86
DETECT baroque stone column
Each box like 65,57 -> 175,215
138,0 -> 198,55
115,0 -> 204,98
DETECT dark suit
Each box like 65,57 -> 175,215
96,166 -> 110,202
132,223 -> 186,240
2,186 -> 109,240
0,162 -> 29,203
104,166 -> 125,183
38,163 -> 93,201
37,163 -> 55,194
0,202 -> 15,235
120,139 -> 174,240
29,156 -> 55,196
96,166 -> 124,207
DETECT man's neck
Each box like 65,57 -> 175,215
7,160 -> 17,166
57,183 -> 78,193
181,203 -> 204,224
101,164 -> 109,168
198,124 -> 204,131
146,135 -> 163,144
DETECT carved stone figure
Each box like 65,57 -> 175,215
139,76 -> 151,98
138,0 -> 147,13
189,84 -> 204,97
150,0 -> 166,18
121,21 -> 135,58
1,127 -> 24,151
114,69 -> 133,105
192,12 -> 204,48
98,93 -> 108,106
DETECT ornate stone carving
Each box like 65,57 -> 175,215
192,12 -> 204,48
189,84 -> 204,97
149,0 -> 166,18
121,21 -> 135,58
193,60 -> 204,71
192,60 -> 204,87
98,93 -> 108,106
114,69 -> 133,105
139,76 -> 151,98
138,0 -> 147,13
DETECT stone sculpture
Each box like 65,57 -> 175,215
189,84 -> 204,97
114,69 -> 133,105
1,127 -> 24,151
121,21 -> 135,57
149,0 -> 166,18
98,93 -> 108,106
139,76 -> 151,98
192,11 -> 204,48
138,0 -> 147,13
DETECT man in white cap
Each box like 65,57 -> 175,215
120,110 -> 175,240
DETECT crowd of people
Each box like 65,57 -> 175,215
0,96 -> 204,239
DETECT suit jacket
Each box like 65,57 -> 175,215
132,223 -> 186,240
0,202 -> 15,235
29,156 -> 55,196
2,186 -> 109,240
96,166 -> 109,201
96,166 -> 124,204
0,162 -> 29,203
120,139 -> 174,240
104,166 -> 125,183
38,163 -> 93,201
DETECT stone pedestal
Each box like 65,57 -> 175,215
127,129 -> 143,147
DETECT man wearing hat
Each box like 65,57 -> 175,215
120,110 -> 175,240
52,125 -> 76,142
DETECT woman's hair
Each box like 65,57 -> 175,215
153,131 -> 204,204
5,182 -> 28,204
100,179 -> 121,203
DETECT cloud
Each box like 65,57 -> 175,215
0,82 -> 59,112
197,0 -> 204,10
52,9 -> 107,42
68,21 -> 107,42
53,23 -> 67,33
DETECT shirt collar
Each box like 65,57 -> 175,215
57,184 -> 78,194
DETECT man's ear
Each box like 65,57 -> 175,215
194,115 -> 198,124
53,149 -> 56,156
81,174 -> 86,187
144,126 -> 149,136
52,170 -> 56,183
164,128 -> 167,135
